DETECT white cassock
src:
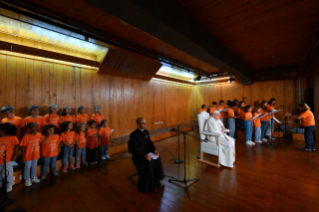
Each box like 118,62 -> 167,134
205,116 -> 236,168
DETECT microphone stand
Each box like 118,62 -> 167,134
1,150 -> 14,207
168,129 -> 205,198
174,120 -> 186,164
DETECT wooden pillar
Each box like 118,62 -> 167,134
314,74 -> 319,143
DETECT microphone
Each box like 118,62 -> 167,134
168,128 -> 177,132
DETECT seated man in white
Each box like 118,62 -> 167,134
205,110 -> 236,168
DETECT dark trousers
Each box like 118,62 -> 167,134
87,148 -> 98,162
304,125 -> 316,149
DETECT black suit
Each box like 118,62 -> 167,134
130,129 -> 165,192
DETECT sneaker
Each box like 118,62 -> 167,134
6,186 -> 12,193
101,156 -> 106,160
90,161 -> 98,165
41,175 -> 47,180
76,163 -> 80,169
255,140 -> 262,144
69,165 -> 76,170
246,141 -> 252,145
62,167 -> 68,173
249,141 -> 255,146
271,137 -> 275,140
52,172 -> 59,177
105,155 -> 110,159
82,162 -> 89,167
262,138 -> 268,142
25,179 -> 32,187
31,177 -> 41,183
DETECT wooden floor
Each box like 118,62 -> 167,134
5,132 -> 319,212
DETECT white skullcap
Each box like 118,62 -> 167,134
212,110 -> 220,115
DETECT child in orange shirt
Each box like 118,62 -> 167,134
259,101 -> 270,142
237,101 -> 245,130
44,104 -> 60,131
0,123 -> 19,192
99,120 -> 112,160
87,120 -> 100,164
92,105 -> 104,128
21,105 -> 47,134
244,106 -> 255,146
1,105 -> 23,139
76,106 -> 89,125
20,122 -> 42,186
60,121 -> 76,172
253,106 -> 262,144
75,123 -> 88,168
227,101 -> 241,138
40,124 -> 60,180
59,106 -> 76,126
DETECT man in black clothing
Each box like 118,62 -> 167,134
130,117 -> 165,193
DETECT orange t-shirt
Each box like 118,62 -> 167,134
1,116 -> 23,138
59,115 -> 76,124
244,112 -> 252,120
199,109 -> 206,113
209,107 -> 217,114
60,131 -> 76,145
236,108 -> 243,119
227,108 -> 235,118
91,114 -> 104,126
300,110 -> 315,127
259,108 -> 269,122
253,112 -> 261,127
76,114 -> 89,124
267,104 -> 275,118
216,106 -> 225,119
75,132 -> 87,148
20,133 -> 42,161
44,114 -> 60,129
100,127 -> 112,146
40,134 -> 60,157
21,116 -> 47,133
0,136 -> 19,165
87,128 -> 99,150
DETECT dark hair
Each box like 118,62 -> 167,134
76,123 -> 85,134
243,97 -> 247,100
233,99 -> 238,103
26,122 -> 38,129
77,106 -> 85,114
212,102 -> 217,105
100,119 -> 108,126
268,98 -> 276,105
61,106 -> 73,116
136,117 -> 143,124
48,104 -> 59,114
244,105 -> 252,112
43,124 -> 57,135
0,123 -> 17,136
254,101 -> 260,107
27,105 -> 40,114
261,100 -> 268,110
201,104 -> 206,109
87,120 -> 96,126
238,101 -> 244,108
1,105 -> 14,113
228,101 -> 237,107
60,121 -> 72,134
94,105 -> 101,112
297,102 -> 311,114
219,100 -> 224,104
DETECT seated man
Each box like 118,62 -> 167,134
130,117 -> 165,193
205,111 -> 236,168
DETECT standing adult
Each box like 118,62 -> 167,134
130,118 -> 165,193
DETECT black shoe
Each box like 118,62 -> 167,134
301,148 -> 311,152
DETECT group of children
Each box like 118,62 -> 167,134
0,104 -> 112,190
200,97 -> 280,146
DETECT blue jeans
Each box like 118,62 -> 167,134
75,148 -> 87,164
244,121 -> 253,141
42,156 -> 57,175
228,118 -> 236,138
261,121 -> 269,139
100,145 -> 109,156
62,145 -> 74,168
304,125 -> 316,149
24,159 -> 38,180
255,127 -> 261,141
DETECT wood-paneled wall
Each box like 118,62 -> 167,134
0,53 -> 197,138
195,79 -> 296,123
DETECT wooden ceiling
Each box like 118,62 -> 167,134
178,0 -> 319,71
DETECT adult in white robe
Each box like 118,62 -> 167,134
205,111 -> 236,168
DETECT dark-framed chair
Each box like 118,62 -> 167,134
127,139 -> 138,185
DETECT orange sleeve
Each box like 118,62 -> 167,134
21,118 -> 27,127
59,117 -> 64,124
60,133 -> 65,142
12,136 -> 19,146
227,109 -> 234,118
44,115 -> 49,122
19,136 -> 28,146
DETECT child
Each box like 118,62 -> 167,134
217,100 -> 225,124
44,104 -> 60,130
1,105 -> 23,139
21,105 -> 47,134
87,120 -> 100,165
60,121 -> 76,172
0,123 -> 19,192
91,105 -> 104,127
99,120 -> 112,160
40,124 -> 60,180
259,101 -> 270,142
209,102 -> 218,114
244,106 -> 255,146
237,101 -> 245,130
227,101 -> 241,138
20,122 -> 42,186
199,104 -> 206,113
75,123 -> 88,168
76,106 -> 89,125
59,106 -> 76,125
253,106 -> 262,144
